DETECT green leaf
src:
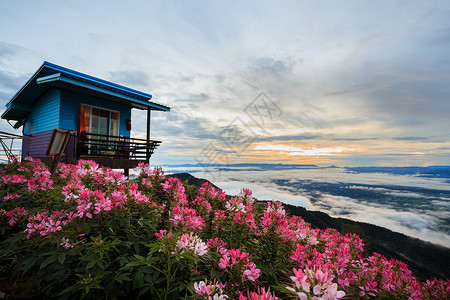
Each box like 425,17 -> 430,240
154,277 -> 165,284
152,270 -> 160,282
97,260 -> 104,269
80,255 -> 93,261
123,260 -> 147,269
133,270 -> 144,288
86,259 -> 96,269
59,285 -> 77,296
138,286 -> 150,296
134,254 -> 146,261
20,256 -> 37,274
123,241 -> 133,248
40,255 -> 58,269
144,274 -> 152,283
114,272 -> 132,284
58,253 -> 66,265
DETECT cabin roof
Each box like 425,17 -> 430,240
1,61 -> 170,123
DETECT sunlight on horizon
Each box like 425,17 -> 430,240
255,143 -> 356,156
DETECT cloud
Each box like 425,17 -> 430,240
0,69 -> 27,92
214,178 -> 312,210
258,134 -> 322,142
425,25 -> 450,47
248,57 -> 296,77
108,70 -> 151,89
137,109 -> 218,141
392,137 -> 429,141
308,192 -> 450,247
0,42 -> 17,59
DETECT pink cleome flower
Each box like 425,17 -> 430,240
4,207 -> 28,226
176,232 -> 208,256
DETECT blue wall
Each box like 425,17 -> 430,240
60,90 -> 131,136
23,89 -> 61,135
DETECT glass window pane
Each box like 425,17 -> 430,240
87,107 -> 118,137
91,113 -> 99,134
98,114 -> 108,135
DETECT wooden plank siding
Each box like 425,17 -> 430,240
23,89 -> 61,135
22,129 -> 75,160
22,129 -> 54,158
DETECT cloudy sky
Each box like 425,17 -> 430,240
1,0 -> 450,167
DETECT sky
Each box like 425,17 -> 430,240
1,0 -> 450,167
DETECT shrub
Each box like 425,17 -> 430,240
0,158 -> 448,299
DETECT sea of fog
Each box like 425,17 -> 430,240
162,165 -> 450,248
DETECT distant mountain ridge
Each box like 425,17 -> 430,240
346,166 -> 450,179
166,163 -> 450,179
165,163 -> 320,170
169,172 -> 450,280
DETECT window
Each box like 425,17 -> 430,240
79,104 -> 118,137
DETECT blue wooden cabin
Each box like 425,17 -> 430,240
1,62 -> 170,171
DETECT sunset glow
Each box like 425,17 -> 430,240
255,144 -> 355,156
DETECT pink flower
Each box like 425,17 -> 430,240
103,169 -> 127,185
76,199 -> 93,219
24,210 -> 72,239
161,181 -> 171,191
243,263 -> 261,281
109,190 -> 127,208
229,249 -> 248,264
155,230 -> 167,238
2,174 -> 27,184
290,268 -> 310,293
3,193 -> 21,201
129,189 -> 149,204
240,287 -> 278,300
62,182 -> 85,202
4,207 -> 28,226
324,283 -> 346,299
60,237 -> 73,249
193,280 -> 227,299
93,190 -> 113,214
219,255 -> 230,270
170,206 -> 205,230
176,232 -> 208,256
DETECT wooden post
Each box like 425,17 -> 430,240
146,108 -> 151,163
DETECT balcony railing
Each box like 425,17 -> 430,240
75,132 -> 161,162
0,131 -> 22,163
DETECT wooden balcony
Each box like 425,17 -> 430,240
75,132 -> 161,169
